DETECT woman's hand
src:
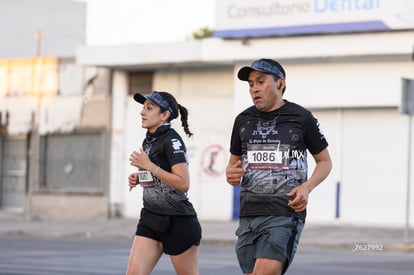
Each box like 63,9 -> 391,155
128,172 -> 138,191
129,149 -> 154,171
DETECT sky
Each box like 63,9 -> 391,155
77,0 -> 216,46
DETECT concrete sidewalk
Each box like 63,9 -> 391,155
1,212 -> 413,252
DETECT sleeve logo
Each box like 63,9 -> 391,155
171,138 -> 183,150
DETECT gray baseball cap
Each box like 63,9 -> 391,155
133,91 -> 176,117
238,58 -> 286,81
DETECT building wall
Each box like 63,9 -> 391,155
2,0 -> 410,225
286,61 -> 414,108
0,0 -> 113,221
76,27 -> 414,226
30,193 -> 108,221
112,57 -> 414,227
341,109 -> 412,226
306,108 -> 414,227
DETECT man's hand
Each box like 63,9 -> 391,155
288,148 -> 332,212
287,183 -> 311,212
226,159 -> 245,186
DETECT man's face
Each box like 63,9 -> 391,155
247,70 -> 284,112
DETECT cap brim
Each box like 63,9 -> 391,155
237,66 -> 254,81
133,93 -> 147,104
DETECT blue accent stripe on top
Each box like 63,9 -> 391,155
214,20 -> 389,38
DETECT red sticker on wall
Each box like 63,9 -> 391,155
201,144 -> 226,177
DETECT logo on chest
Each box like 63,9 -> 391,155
254,118 -> 278,139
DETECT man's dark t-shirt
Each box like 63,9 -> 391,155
230,100 -> 328,221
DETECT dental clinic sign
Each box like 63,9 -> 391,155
214,0 -> 414,38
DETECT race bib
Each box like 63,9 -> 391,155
247,143 -> 289,171
138,169 -> 155,187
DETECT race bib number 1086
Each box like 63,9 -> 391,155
247,144 -> 289,170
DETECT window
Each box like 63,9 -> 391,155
41,133 -> 105,192
129,72 -> 153,95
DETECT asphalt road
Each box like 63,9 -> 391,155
1,235 -> 413,275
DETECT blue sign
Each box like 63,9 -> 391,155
214,0 -> 414,38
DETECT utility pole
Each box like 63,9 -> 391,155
401,78 -> 414,244
35,30 -> 42,56
26,29 -> 43,219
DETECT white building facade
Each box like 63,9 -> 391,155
77,27 -> 414,226
2,0 -> 414,227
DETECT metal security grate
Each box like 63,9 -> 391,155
43,133 -> 104,192
0,137 -> 26,210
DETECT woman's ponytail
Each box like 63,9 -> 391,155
178,104 -> 193,137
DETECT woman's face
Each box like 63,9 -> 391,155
140,100 -> 168,132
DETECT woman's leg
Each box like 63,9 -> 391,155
170,245 -> 199,275
126,236 -> 163,275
